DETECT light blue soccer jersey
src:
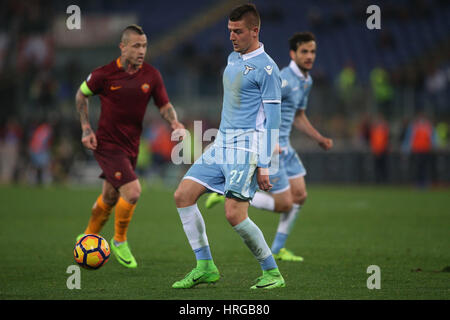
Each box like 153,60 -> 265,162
279,60 -> 313,147
214,44 -> 282,156
183,44 -> 281,200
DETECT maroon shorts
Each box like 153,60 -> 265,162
93,148 -> 138,190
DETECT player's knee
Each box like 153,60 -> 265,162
224,200 -> 248,226
173,188 -> 182,206
103,195 -> 118,207
275,201 -> 293,213
103,191 -> 119,207
117,179 -> 142,204
122,186 -> 141,205
273,192 -> 293,213
224,201 -> 236,223
126,192 -> 140,204
174,187 -> 191,208
293,190 -> 307,205
124,192 -> 140,205
225,209 -> 241,226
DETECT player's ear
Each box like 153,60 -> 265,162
250,26 -> 259,37
289,49 -> 296,61
119,41 -> 126,52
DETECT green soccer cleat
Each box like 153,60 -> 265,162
273,248 -> 304,262
250,268 -> 285,290
110,238 -> 138,268
205,193 -> 225,209
172,265 -> 220,289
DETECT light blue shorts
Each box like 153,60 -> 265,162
183,146 -> 259,200
268,145 -> 306,194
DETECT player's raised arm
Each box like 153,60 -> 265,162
293,109 -> 332,150
75,85 -> 97,150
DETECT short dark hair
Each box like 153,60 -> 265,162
123,24 -> 144,35
229,3 -> 260,29
289,32 -> 316,51
121,24 -> 145,44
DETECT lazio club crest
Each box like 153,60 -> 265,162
243,65 -> 255,75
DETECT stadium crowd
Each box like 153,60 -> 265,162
0,0 -> 449,186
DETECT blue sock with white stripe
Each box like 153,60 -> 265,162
193,246 -> 213,260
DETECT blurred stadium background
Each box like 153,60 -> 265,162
1,0 -> 449,302
0,0 -> 449,188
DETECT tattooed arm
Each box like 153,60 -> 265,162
159,103 -> 178,126
75,88 -> 97,150
159,102 -> 185,139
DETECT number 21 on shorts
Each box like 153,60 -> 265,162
229,169 -> 244,185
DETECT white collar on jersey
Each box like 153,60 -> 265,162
289,60 -> 311,81
240,42 -> 265,61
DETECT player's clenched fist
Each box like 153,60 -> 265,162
171,121 -> 186,141
257,167 -> 273,192
81,127 -> 97,150
318,137 -> 333,151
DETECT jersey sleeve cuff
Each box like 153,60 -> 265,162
262,99 -> 281,104
257,162 -> 269,168
80,81 -> 94,96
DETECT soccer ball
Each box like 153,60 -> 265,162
74,234 -> 110,270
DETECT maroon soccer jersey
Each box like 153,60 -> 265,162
85,58 -> 169,157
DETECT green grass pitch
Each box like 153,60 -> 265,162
0,184 -> 448,300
